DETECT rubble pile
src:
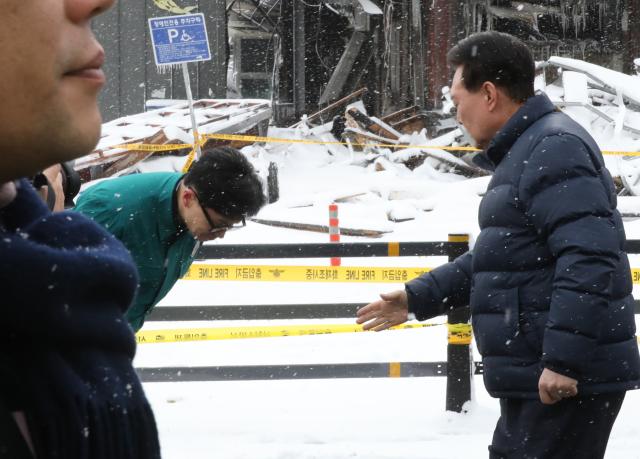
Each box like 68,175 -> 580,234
75,99 -> 272,182
71,56 -> 640,233
294,55 -> 640,192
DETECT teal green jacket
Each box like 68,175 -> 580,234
75,172 -> 197,331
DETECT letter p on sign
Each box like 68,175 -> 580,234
167,28 -> 179,43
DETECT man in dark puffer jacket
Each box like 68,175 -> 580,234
357,31 -> 640,458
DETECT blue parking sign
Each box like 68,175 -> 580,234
148,13 -> 211,66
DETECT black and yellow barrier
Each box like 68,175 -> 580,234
147,299 -> 640,322
195,240 -> 462,259
143,234 -> 474,412
136,361 -> 485,383
146,303 -> 365,321
443,234 -> 472,413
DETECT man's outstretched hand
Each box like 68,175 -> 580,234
356,290 -> 409,331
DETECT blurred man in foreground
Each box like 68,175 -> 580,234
0,1 -> 161,457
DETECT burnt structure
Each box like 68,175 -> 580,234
228,0 -> 640,125
93,1 -> 640,125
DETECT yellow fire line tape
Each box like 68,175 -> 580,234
136,322 -> 446,344
448,323 -> 473,345
183,265 -> 640,284
136,322 -> 640,348
110,143 -> 193,152
607,151 -> 640,156
110,134 -> 640,156
181,149 -> 196,173
203,133 -> 445,151
183,264 -> 432,283
202,134 -> 640,156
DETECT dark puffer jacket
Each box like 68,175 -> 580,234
406,93 -> 640,398
0,180 -> 160,458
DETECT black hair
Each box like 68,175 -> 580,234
447,31 -> 535,103
183,146 -> 266,218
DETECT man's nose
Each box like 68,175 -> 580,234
209,229 -> 226,241
67,0 -> 116,23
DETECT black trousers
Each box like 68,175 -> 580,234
489,392 -> 625,459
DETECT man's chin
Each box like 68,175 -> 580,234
58,90 -> 103,151
43,97 -> 100,151
13,117 -> 100,180
61,118 -> 101,162
196,233 -> 222,242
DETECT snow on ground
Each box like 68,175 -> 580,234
140,281 -> 640,458
125,72 -> 640,457
135,147 -> 640,458
144,376 -> 640,459
146,377 -> 498,459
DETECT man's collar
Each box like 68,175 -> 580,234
171,177 -> 188,241
482,92 -> 556,167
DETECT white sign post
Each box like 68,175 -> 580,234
148,13 -> 212,160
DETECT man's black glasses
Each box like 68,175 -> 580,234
191,189 -> 246,233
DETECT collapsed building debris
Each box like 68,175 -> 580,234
311,96 -> 486,179
264,0 -> 640,123
283,48 -> 640,197
94,0 -> 640,127
83,1 -> 640,238
73,99 -> 280,202
541,57 -> 640,200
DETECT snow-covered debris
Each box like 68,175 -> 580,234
548,56 -> 640,107
72,56 -> 640,237
75,99 -> 272,181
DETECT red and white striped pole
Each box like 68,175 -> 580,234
329,203 -> 341,266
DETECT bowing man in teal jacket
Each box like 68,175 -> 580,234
75,146 -> 266,331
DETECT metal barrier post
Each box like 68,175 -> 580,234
329,203 -> 341,266
445,233 -> 472,412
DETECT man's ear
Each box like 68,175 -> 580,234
482,81 -> 499,110
181,187 -> 196,208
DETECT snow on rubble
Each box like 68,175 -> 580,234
75,56 -> 640,234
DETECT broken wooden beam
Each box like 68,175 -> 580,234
402,149 -> 490,178
251,218 -> 390,238
346,107 -> 401,140
380,106 -> 420,125
290,87 -> 368,128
